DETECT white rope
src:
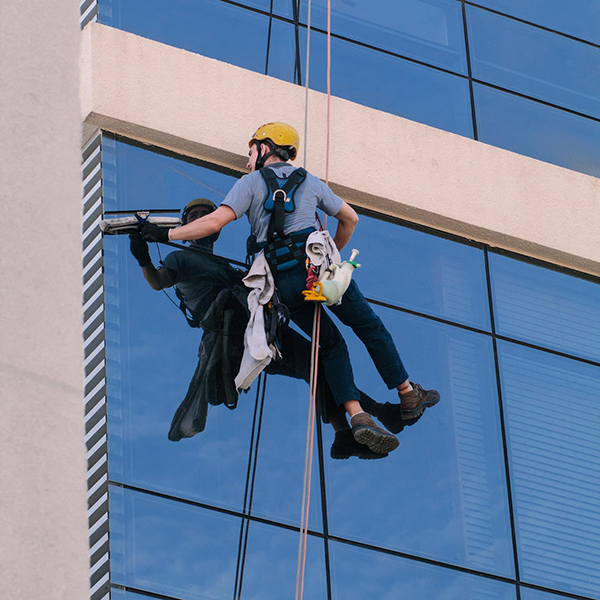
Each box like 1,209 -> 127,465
295,0 -> 317,598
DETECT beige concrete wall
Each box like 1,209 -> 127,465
81,22 -> 600,277
0,1 -> 89,599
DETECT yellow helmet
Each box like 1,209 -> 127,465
249,122 -> 299,161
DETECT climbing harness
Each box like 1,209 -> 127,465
259,166 -> 311,274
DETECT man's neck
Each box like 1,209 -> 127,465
263,157 -> 289,167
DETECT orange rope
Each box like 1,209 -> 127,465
296,0 -> 332,598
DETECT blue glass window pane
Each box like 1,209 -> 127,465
110,486 -> 242,599
283,27 -> 474,137
98,0 -> 270,75
330,541 -> 517,599
351,214 -> 490,330
474,84 -> 600,178
520,589 -> 573,600
468,0 -> 600,46
248,374 -> 324,531
467,7 -> 600,120
299,0 -> 467,74
233,0 -> 293,19
325,306 -> 514,577
240,522 -> 327,599
498,342 -> 600,598
104,138 -> 248,259
489,252 -> 600,363
266,17 -> 297,83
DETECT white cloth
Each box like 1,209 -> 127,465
305,230 -> 341,277
234,252 -> 276,391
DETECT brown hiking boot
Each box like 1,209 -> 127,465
351,412 -> 399,454
398,382 -> 440,420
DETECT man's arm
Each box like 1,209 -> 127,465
141,264 -> 177,291
332,202 -> 359,250
129,233 -> 177,290
169,205 -> 236,242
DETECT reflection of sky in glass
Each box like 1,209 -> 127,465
468,0 -> 600,46
351,215 -> 490,330
289,26 -> 474,137
324,306 -> 514,576
299,0 -> 467,74
498,342 -> 600,599
489,252 -> 600,362
330,541 -> 517,600
474,83 -> 600,178
110,485 -> 241,599
520,587 -> 575,600
99,0 -> 271,74
249,374 -> 324,532
468,7 -> 600,119
240,521 -> 328,600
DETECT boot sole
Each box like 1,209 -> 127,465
331,451 -> 388,460
352,425 -> 399,454
400,397 -> 440,420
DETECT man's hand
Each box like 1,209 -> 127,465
140,221 -> 170,244
129,233 -> 152,267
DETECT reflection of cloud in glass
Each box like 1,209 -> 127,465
323,307 -> 513,577
111,487 -> 241,600
350,214 -> 490,330
329,541 -> 516,600
250,374 -> 324,532
241,521 -> 328,600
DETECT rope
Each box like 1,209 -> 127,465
295,0 -> 332,598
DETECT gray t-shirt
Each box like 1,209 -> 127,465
222,163 -> 343,243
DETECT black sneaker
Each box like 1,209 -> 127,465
376,403 -> 422,434
351,413 -> 399,454
398,382 -> 440,420
330,429 -> 388,460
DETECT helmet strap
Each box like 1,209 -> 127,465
254,140 -> 280,170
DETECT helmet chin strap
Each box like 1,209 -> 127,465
254,141 -> 279,170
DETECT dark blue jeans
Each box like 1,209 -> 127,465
276,263 -> 409,407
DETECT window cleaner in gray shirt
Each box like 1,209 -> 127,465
140,122 -> 441,459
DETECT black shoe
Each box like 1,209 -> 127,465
351,413 -> 399,454
330,429 -> 388,460
376,402 -> 423,434
399,383 -> 440,420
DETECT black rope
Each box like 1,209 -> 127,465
153,242 -> 187,314
233,374 -> 269,600
314,380 -> 333,600
159,240 -> 249,270
293,0 -> 303,86
233,375 -> 262,600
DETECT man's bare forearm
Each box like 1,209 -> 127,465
333,221 -> 356,251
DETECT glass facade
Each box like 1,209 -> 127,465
88,2 -> 600,600
97,0 -> 600,178
99,136 -> 600,600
